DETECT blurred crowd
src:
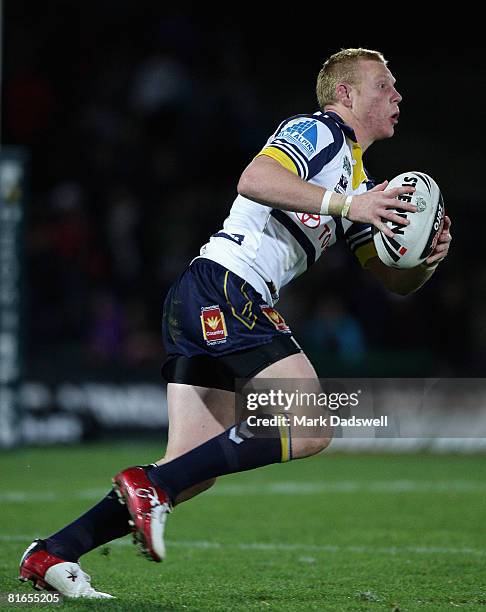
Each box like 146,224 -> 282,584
4,4 -> 484,378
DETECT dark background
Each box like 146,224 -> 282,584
4,3 -> 484,381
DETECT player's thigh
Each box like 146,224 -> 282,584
254,352 -> 331,457
159,382 -> 236,463
161,352 -> 313,462
254,351 -> 318,379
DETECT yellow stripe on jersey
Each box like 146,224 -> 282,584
351,142 -> 368,189
355,241 -> 378,268
279,422 -> 291,462
256,146 -> 299,175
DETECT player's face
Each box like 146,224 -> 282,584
351,61 -> 402,141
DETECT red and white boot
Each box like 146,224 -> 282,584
112,466 -> 171,562
19,540 -> 113,599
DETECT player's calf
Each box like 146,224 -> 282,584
173,477 -> 217,505
290,435 -> 332,459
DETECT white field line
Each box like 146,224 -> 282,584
2,534 -> 485,558
210,480 -> 486,495
1,480 -> 486,503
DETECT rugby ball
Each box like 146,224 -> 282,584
373,171 -> 445,268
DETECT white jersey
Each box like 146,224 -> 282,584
199,111 -> 377,305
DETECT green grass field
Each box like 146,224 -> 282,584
0,442 -> 485,611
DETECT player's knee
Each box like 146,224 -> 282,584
291,435 -> 332,459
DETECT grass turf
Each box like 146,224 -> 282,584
0,442 -> 485,611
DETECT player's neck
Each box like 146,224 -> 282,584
324,105 -> 373,153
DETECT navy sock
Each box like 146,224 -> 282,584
148,419 -> 290,503
45,490 -> 131,562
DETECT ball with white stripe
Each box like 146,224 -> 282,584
373,171 -> 445,269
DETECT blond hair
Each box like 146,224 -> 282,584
316,48 -> 387,110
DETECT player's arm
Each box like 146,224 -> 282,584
237,154 -> 323,214
366,257 -> 437,295
237,154 -> 417,239
366,216 -> 452,295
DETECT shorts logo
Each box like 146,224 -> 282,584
260,306 -> 290,332
201,305 -> 228,345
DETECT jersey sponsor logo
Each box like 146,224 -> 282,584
343,156 -> 352,176
200,305 -> 228,345
318,223 -> 332,251
276,120 -> 317,156
335,174 -> 348,194
296,212 -> 321,228
260,306 -> 290,332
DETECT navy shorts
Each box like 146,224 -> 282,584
161,258 -> 301,389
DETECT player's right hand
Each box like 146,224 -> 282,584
348,181 -> 417,238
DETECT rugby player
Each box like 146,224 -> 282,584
19,48 -> 452,598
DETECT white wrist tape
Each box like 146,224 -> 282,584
320,190 -> 333,215
341,196 -> 353,218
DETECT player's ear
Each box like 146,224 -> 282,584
335,83 -> 353,108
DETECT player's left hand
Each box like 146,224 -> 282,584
425,215 -> 452,265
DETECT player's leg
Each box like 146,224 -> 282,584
113,259 -> 330,561
113,344 -> 332,562
18,540 -> 114,599
18,487 -> 133,597
19,260 -> 243,589
116,355 -> 316,497
146,352 -> 328,504
253,351 -> 332,458
18,383 -> 234,597
155,382 -> 236,503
